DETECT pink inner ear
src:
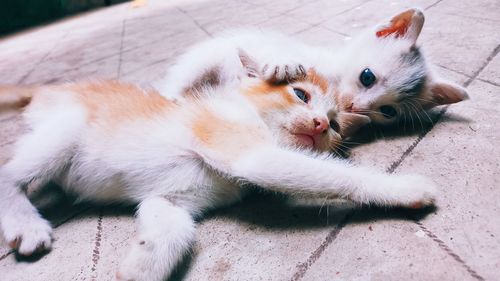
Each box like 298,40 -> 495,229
376,10 -> 415,38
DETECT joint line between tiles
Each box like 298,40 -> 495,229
464,44 -> 500,88
414,221 -> 485,281
176,7 -> 212,38
117,19 -> 127,79
17,30 -> 71,84
90,210 -> 104,281
387,44 -> 500,280
290,213 -> 352,281
424,0 -> 445,10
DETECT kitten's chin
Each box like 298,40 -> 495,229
292,133 -> 315,148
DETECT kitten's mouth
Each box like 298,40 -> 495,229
292,133 -> 315,148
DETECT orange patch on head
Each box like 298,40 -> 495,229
243,81 -> 297,111
70,80 -> 175,123
306,69 -> 329,94
376,9 -> 415,38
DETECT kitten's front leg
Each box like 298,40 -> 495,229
117,197 -> 195,281
228,146 -> 436,208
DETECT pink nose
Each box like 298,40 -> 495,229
313,117 -> 329,135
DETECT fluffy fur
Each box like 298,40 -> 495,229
0,61 -> 436,281
157,8 -> 468,135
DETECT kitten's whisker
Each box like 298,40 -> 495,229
407,101 -> 425,131
401,106 -> 408,133
411,97 -> 440,105
318,196 -> 328,216
413,101 -> 435,125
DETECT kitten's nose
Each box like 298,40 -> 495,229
313,117 -> 329,135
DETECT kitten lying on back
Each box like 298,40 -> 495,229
0,55 -> 436,281
157,8 -> 468,135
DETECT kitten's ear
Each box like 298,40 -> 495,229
238,48 -> 260,78
337,112 -> 371,138
375,8 -> 424,44
423,80 -> 469,109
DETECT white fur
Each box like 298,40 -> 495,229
155,28 -> 332,99
157,9 -> 468,129
0,78 -> 437,281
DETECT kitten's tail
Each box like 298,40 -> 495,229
0,86 -> 34,112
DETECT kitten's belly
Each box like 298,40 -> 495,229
56,157 -> 246,212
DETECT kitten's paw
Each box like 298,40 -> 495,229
117,239 -> 164,281
3,215 -> 52,256
262,63 -> 306,83
391,174 -> 437,208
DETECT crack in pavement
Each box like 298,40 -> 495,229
90,211 -> 104,281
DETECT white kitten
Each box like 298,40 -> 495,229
332,8 -> 469,126
157,8 -> 468,135
0,57 -> 436,281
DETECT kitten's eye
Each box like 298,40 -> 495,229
379,105 -> 398,119
329,120 -> 340,132
359,68 -> 376,88
293,88 -> 309,103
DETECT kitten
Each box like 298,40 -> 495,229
331,8 -> 469,126
0,55 -> 436,281
157,8 -> 468,136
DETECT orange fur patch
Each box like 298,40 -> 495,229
306,69 -> 329,94
243,81 -> 297,111
70,81 -> 175,123
192,107 -> 267,159
376,10 -> 414,38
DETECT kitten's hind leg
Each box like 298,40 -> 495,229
117,197 -> 196,281
0,112 -> 81,255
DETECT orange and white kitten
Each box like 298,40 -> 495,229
158,8 -> 468,134
0,56 -> 436,281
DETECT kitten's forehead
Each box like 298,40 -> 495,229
391,46 -> 427,98
304,69 -> 329,94
345,34 -> 427,99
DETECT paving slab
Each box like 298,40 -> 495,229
0,210 -> 97,281
393,80 -> 500,281
293,25 -> 348,48
256,14 -> 314,35
430,0 -> 500,22
419,10 -> 500,77
300,213 -> 478,281
478,48 -> 500,86
181,195 -> 352,281
319,0 -> 438,36
177,0 -> 280,35
0,0 -> 499,280
285,0 -> 369,26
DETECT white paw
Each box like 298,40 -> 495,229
2,214 -> 52,255
117,239 -> 164,281
261,63 -> 306,83
388,174 -> 437,208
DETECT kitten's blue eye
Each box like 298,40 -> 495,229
294,88 -> 309,103
379,105 -> 398,119
359,68 -> 376,88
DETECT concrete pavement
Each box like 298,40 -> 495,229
0,0 -> 499,280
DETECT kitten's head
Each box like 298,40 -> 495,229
334,8 -> 468,127
239,50 -> 369,152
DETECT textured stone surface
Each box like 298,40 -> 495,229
0,0 -> 499,281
